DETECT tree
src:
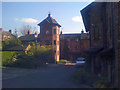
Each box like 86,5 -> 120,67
19,25 -> 37,36
2,38 -> 22,49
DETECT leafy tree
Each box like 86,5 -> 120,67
28,43 -> 55,64
2,38 -> 22,49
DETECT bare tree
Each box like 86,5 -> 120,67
19,25 -> 37,36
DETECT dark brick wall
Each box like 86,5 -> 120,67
60,38 -> 90,61
89,3 -> 104,48
117,2 -> 120,88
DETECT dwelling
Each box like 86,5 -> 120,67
60,30 -> 90,61
81,2 -> 120,88
19,13 -> 90,63
2,44 -> 31,54
0,28 -> 16,42
19,30 -> 38,44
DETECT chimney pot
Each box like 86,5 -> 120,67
81,29 -> 84,34
48,12 -> 51,17
60,31 -> 62,34
0,28 -> 3,32
9,30 -> 12,33
35,32 -> 38,35
28,30 -> 31,35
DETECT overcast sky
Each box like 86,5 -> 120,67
2,2 -> 93,36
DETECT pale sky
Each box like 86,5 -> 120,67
2,2 -> 94,36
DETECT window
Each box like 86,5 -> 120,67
4,35 -> 6,39
75,46 -> 78,50
8,36 -> 10,39
76,38 -> 79,42
46,30 -> 49,34
54,40 -> 56,45
54,29 -> 56,34
93,25 -> 99,40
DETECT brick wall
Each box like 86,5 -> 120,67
39,22 -> 52,45
117,2 -> 120,88
89,3 -> 104,48
60,38 -> 90,61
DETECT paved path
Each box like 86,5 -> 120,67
2,64 -> 91,88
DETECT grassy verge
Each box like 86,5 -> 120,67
73,68 -> 112,88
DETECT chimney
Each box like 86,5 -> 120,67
81,29 -> 84,34
35,32 -> 38,35
28,30 -> 31,35
9,30 -> 12,33
48,12 -> 51,17
60,30 -> 62,34
0,28 -> 3,32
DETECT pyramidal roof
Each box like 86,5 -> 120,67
38,13 -> 61,27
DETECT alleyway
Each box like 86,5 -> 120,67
2,64 -> 91,88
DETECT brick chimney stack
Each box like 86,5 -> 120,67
48,12 -> 51,17
81,29 -> 84,34
28,30 -> 31,35
35,32 -> 38,35
60,30 -> 62,34
9,30 -> 12,33
0,28 -> 3,32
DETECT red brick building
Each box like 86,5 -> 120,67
60,31 -> 90,61
37,13 -> 61,63
0,28 -> 16,42
81,2 -> 120,88
19,13 -> 90,64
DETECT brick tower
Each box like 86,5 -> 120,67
38,13 -> 61,63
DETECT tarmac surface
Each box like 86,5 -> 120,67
2,64 -> 91,88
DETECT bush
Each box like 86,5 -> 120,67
59,59 -> 71,63
28,43 -> 55,63
73,68 -> 111,88
73,68 -> 99,87
93,77 -> 111,88
2,51 -> 19,66
2,42 -> 55,68
8,55 -> 35,68
2,38 -> 22,49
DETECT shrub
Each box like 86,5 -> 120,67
2,42 -> 55,68
93,77 -> 111,88
2,38 -> 22,49
28,44 -> 55,63
73,68 -> 99,87
73,68 -> 112,88
9,55 -> 35,68
2,51 -> 19,66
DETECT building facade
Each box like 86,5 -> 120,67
0,28 -> 16,42
81,2 -> 120,88
37,13 -> 61,63
60,31 -> 90,61
19,13 -> 90,64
